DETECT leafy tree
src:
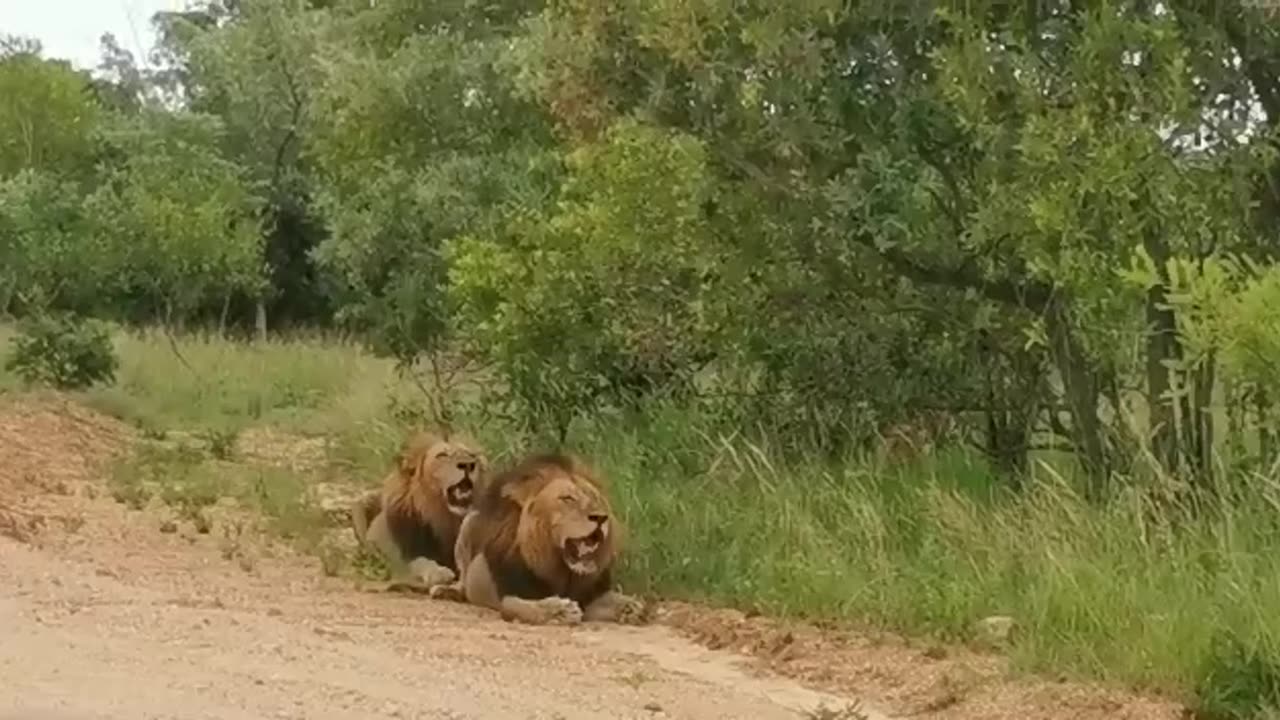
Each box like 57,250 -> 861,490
0,46 -> 99,178
505,0 -> 1280,493
0,170 -> 103,314
308,0 -> 556,367
449,120 -> 724,437
84,110 -> 265,326
10,0 -> 1280,497
153,0 -> 332,330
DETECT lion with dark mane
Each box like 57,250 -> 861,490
429,452 -> 646,625
351,429 -> 488,592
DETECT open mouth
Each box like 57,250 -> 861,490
563,527 -> 604,574
445,477 -> 473,514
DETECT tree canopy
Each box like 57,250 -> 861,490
8,0 -> 1280,494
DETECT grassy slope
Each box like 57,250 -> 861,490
4,325 -> 1280,718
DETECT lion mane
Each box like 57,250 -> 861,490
470,452 -> 621,606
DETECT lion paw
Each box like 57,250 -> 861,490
428,582 -> 466,603
584,592 -> 649,624
407,559 -> 456,589
385,579 -> 430,595
534,597 -> 583,626
613,595 -> 649,625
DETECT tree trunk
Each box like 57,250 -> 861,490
1145,274 -> 1180,474
1045,298 -> 1109,501
218,294 -> 232,338
255,300 -> 267,342
985,409 -> 1030,480
1192,352 -> 1216,491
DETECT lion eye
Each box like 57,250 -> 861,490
558,495 -> 575,504
434,451 -> 449,459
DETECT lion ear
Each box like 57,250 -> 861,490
398,450 -> 421,478
498,476 -> 542,507
396,431 -> 438,477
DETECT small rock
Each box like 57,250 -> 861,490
266,607 -> 284,617
159,520 -> 178,534
972,615 -> 1017,646
643,701 -> 664,713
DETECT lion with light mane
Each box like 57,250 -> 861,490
428,452 -> 647,626
351,429 -> 488,592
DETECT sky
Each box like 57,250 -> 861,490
1,0 -> 181,71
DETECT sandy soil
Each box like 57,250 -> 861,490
0,396 -> 1185,720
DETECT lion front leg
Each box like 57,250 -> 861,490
429,512 -> 477,603
427,581 -> 466,602
365,512 -> 454,592
582,590 -> 647,625
457,554 -> 581,625
499,596 -> 583,626
386,559 -> 455,594
407,557 -> 456,588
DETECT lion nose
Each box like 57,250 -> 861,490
588,513 -> 608,526
457,461 -> 476,474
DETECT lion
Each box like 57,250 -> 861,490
350,429 -> 489,592
428,452 -> 647,626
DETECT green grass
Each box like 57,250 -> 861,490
0,323 -> 17,391
9,322 -> 1280,717
108,439 -> 330,545
76,327 -> 406,437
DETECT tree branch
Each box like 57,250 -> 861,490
846,231 -> 1054,312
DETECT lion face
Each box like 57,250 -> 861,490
415,439 -> 486,517
523,474 -> 614,576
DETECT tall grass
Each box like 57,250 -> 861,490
78,327 -> 408,438
8,323 -> 1280,716
560,410 -> 1280,704
0,323 -> 15,391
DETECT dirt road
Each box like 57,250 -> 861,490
0,397 -> 877,720
0,532 -> 870,720
0,397 -> 1181,720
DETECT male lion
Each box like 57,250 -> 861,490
350,430 -> 488,592
429,452 -> 647,626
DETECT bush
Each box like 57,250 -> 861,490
4,313 -> 119,390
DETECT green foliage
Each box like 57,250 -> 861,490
4,313 -> 118,390
0,50 -> 99,177
0,170 -> 103,313
308,2 -> 556,361
449,120 -> 724,434
84,110 -> 266,319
